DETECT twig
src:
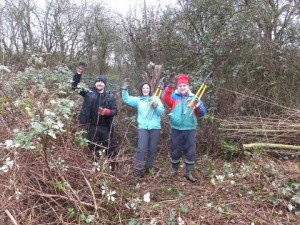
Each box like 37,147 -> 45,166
81,169 -> 98,213
4,209 -> 18,225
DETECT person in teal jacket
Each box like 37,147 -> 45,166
162,74 -> 206,183
121,80 -> 165,178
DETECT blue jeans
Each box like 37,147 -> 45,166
135,129 -> 161,171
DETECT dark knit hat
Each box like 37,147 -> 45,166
139,81 -> 152,96
95,75 -> 106,85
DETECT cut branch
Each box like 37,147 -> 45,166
243,143 -> 300,151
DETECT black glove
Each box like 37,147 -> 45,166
168,73 -> 176,88
76,62 -> 87,75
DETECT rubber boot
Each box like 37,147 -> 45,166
134,169 -> 143,178
135,160 -> 144,178
185,164 -> 196,183
170,163 -> 179,176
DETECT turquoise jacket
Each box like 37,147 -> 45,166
162,86 -> 207,130
121,90 -> 165,130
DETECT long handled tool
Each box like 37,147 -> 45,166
183,71 -> 213,117
146,77 -> 165,119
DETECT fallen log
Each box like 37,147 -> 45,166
243,143 -> 300,151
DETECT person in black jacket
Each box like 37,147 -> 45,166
72,63 -> 118,167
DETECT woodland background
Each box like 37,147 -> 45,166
0,0 -> 299,224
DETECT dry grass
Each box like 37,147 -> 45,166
0,109 -> 299,224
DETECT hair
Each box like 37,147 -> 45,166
139,82 -> 152,96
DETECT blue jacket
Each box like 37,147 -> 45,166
162,86 -> 206,130
121,90 -> 165,130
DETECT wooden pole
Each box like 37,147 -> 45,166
243,143 -> 300,151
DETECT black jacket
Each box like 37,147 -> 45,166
72,73 -> 117,127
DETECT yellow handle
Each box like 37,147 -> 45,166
157,89 -> 163,98
146,91 -> 161,118
188,84 -> 206,107
198,85 -> 207,100
190,85 -> 207,110
195,83 -> 205,97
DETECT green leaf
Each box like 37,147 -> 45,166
85,215 -> 94,223
180,203 -> 189,213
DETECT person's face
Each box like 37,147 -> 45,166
95,81 -> 105,93
177,83 -> 189,95
142,84 -> 150,96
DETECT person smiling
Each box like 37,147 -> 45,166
121,79 -> 165,178
72,63 -> 118,169
162,74 -> 207,183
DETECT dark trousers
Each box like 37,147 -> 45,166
170,129 -> 196,165
135,129 -> 161,171
87,125 -> 118,159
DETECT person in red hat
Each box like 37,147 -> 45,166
162,74 -> 207,183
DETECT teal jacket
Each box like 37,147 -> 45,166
121,90 -> 165,130
162,86 -> 207,130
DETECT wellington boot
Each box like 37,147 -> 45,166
185,164 -> 196,183
185,171 -> 196,183
170,163 -> 179,176
134,169 -> 143,178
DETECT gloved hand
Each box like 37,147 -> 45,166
76,63 -> 86,75
192,99 -> 201,109
98,107 -> 111,116
150,100 -> 158,109
121,78 -> 130,90
168,73 -> 176,88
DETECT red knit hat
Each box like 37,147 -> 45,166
177,74 -> 189,85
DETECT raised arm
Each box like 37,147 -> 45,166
71,64 -> 89,97
161,86 -> 174,108
121,89 -> 139,108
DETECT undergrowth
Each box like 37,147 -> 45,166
0,64 -> 299,224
